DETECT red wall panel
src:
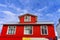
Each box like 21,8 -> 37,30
0,24 -> 55,40
1,25 -> 8,36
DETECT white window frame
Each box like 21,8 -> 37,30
24,16 -> 31,22
24,26 -> 33,35
7,26 -> 16,35
40,25 -> 48,35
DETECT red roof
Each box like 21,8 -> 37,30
18,13 -> 37,18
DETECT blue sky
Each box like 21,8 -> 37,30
0,0 -> 60,36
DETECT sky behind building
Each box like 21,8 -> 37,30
0,0 -> 60,36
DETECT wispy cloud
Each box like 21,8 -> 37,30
1,11 -> 16,16
56,8 -> 60,12
37,6 -> 48,12
0,11 -> 19,23
46,14 -> 53,17
19,0 -> 30,5
0,4 -> 7,7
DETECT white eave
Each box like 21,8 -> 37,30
3,21 -> 54,25
36,22 -> 54,24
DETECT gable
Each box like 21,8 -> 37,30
18,13 -> 37,23
18,13 -> 37,18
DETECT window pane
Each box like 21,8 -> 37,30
24,26 -> 32,34
41,25 -> 48,35
24,30 -> 30,34
24,16 -> 31,22
29,30 -> 32,34
42,28 -> 45,34
45,29 -> 47,34
7,26 -> 16,34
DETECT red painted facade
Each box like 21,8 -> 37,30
19,14 -> 37,23
0,14 -> 56,40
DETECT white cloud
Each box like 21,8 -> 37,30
0,3 -> 21,12
0,3 -> 20,12
16,8 -> 21,12
23,10 -> 29,13
57,9 -> 60,12
1,11 -> 16,16
0,21 -> 4,24
46,14 -> 53,17
8,4 -> 18,10
0,11 -> 19,22
5,3 -> 29,13
34,6 -> 48,17
19,0 -> 30,5
0,4 -> 7,7
38,6 -> 47,12
19,13 -> 26,15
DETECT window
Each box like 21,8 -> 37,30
40,25 -> 48,35
24,26 -> 32,35
7,26 -> 16,35
24,16 -> 31,22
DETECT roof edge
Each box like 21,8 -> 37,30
18,13 -> 37,17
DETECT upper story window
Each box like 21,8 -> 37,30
40,25 -> 48,35
24,16 -> 31,22
7,26 -> 16,35
24,26 -> 33,35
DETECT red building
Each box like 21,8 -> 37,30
0,14 -> 56,40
